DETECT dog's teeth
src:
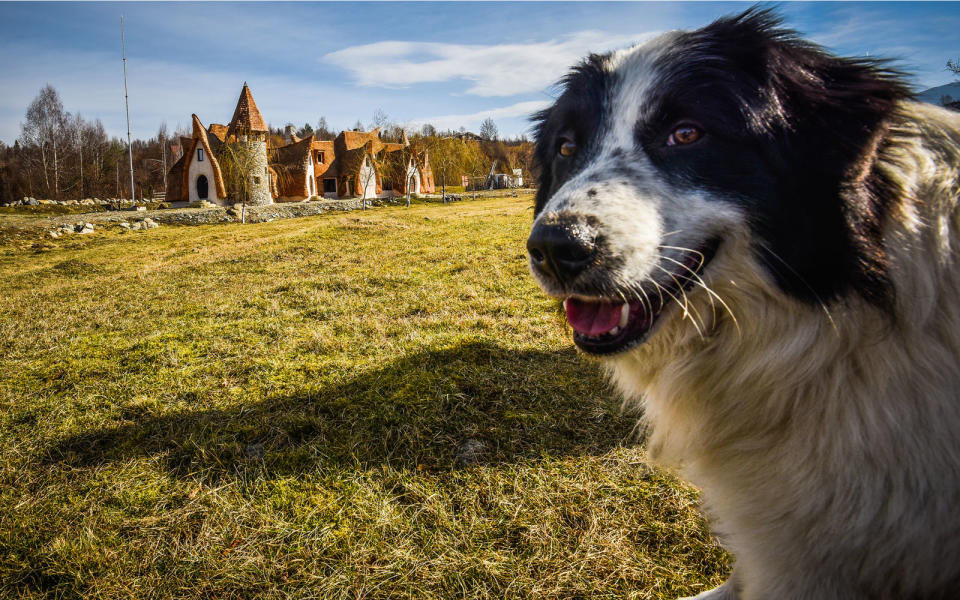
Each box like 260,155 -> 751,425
619,303 -> 630,328
609,326 -> 620,336
563,298 -> 569,312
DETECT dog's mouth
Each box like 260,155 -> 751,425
564,240 -> 720,355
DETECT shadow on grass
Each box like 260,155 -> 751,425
44,342 -> 639,478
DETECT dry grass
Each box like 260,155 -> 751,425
0,195 -> 729,598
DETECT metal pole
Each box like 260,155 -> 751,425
121,14 -> 135,203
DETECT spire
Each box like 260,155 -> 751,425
227,83 -> 268,138
191,114 -> 205,138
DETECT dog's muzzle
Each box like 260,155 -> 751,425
527,215 -> 599,286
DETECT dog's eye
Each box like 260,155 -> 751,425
667,124 -> 702,146
558,138 -> 577,157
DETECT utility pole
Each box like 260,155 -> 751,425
121,14 -> 135,203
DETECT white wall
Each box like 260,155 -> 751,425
306,160 -> 316,197
187,147 -> 221,204
359,156 -> 377,199
406,160 -> 421,195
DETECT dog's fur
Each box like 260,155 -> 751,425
528,9 -> 960,600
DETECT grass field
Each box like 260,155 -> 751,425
0,196 -> 728,598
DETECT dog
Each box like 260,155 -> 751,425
527,8 -> 960,600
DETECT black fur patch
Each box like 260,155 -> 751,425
532,7 -> 912,309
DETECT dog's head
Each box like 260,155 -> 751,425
528,8 -> 910,357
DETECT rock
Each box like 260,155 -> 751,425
80,199 -> 95,206
245,443 -> 264,460
134,206 -> 147,212
455,438 -> 486,466
26,198 -> 39,206
118,222 -> 131,229
49,231 -> 59,239
144,218 -> 158,229
78,223 -> 95,234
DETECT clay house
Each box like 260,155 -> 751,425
166,83 -> 272,206
166,83 -> 435,205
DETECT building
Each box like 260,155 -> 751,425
166,84 -> 435,205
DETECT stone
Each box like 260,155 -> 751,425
134,206 -> 147,212
118,222 -> 131,229
26,198 -> 38,206
144,218 -> 159,229
455,438 -> 486,466
49,231 -> 59,239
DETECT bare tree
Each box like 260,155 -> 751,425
479,117 -> 498,142
222,138 -> 264,221
21,85 -> 65,198
316,116 -> 333,140
948,59 -> 960,77
372,108 -> 390,130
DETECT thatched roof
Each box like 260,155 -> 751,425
227,83 -> 268,138
311,140 -> 336,177
340,128 -> 383,153
271,135 -> 314,198
208,123 -> 228,142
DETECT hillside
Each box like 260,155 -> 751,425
0,196 -> 728,598
917,81 -> 960,105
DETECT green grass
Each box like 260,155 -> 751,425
0,195 -> 729,598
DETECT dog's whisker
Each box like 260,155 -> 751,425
658,255 -> 742,336
656,266 -> 708,339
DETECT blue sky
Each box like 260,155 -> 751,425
1,2 -> 958,145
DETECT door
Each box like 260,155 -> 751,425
197,175 -> 209,199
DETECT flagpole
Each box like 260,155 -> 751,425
121,14 -> 135,202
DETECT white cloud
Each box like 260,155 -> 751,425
323,30 -> 657,97
404,99 -> 553,133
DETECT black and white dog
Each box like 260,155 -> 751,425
528,9 -> 960,600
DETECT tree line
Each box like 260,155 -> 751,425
1,87 -> 537,206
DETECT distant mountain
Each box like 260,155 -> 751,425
917,82 -> 960,106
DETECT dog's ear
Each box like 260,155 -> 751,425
693,8 -> 913,309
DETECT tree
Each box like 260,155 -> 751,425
372,108 -> 390,130
21,84 -> 65,198
421,123 -> 436,137
296,123 -> 314,138
316,116 -> 333,140
479,117 -> 498,142
948,59 -> 960,77
222,138 -> 264,219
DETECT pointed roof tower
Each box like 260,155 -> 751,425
227,82 -> 268,139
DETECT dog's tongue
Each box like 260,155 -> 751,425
565,298 -> 622,336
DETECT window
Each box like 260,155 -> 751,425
316,151 -> 325,163
197,148 -> 204,162
253,176 -> 261,185
323,178 -> 337,193
383,180 -> 393,191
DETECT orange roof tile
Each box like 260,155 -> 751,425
227,83 -> 268,137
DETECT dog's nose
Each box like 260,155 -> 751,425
527,220 -> 598,282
